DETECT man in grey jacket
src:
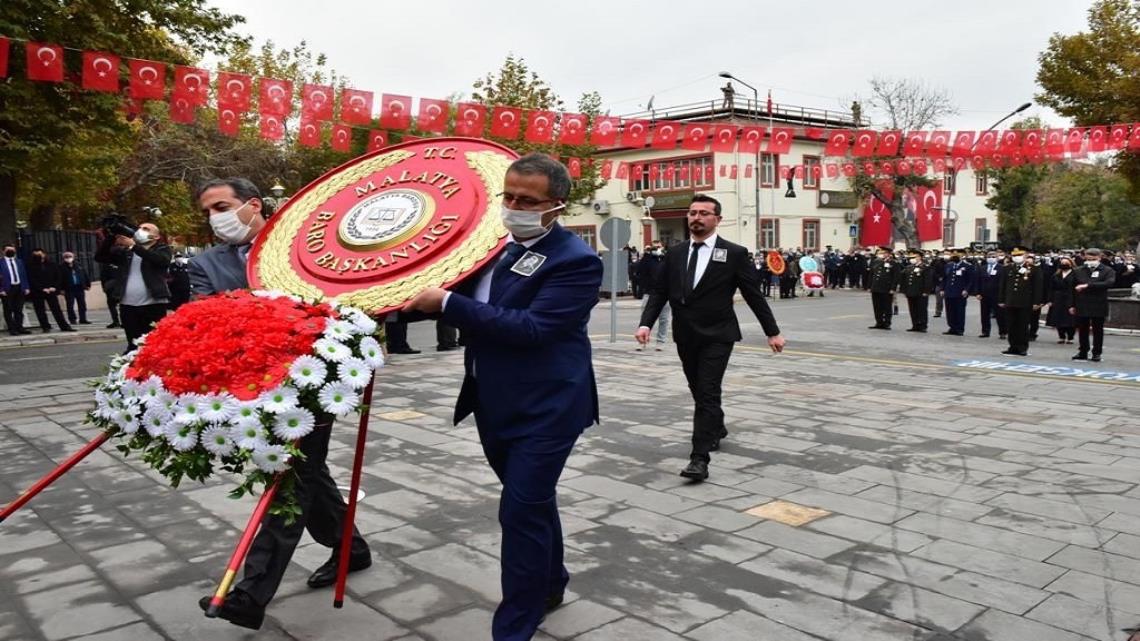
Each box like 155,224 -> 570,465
188,178 -> 267,296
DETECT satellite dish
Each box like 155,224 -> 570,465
644,196 -> 656,209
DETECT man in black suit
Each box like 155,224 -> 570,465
1071,247 -> 1116,362
637,194 -> 785,482
974,250 -> 1007,339
27,248 -> 75,333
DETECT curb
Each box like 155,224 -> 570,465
0,330 -> 122,349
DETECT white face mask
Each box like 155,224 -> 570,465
1012,255 -> 1025,264
1085,259 -> 1100,268
909,258 -> 920,265
941,254 -> 950,260
134,229 -> 153,244
210,201 -> 253,245
500,203 -> 563,239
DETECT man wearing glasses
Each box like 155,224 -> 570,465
637,194 -> 785,482
405,153 -> 603,641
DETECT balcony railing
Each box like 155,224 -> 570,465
619,96 -> 856,128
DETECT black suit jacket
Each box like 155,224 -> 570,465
94,236 -> 172,301
639,235 -> 780,345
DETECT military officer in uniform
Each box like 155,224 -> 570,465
867,246 -> 899,330
941,248 -> 975,336
997,247 -> 1044,356
901,249 -> 933,332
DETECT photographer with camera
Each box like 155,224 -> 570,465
94,220 -> 171,352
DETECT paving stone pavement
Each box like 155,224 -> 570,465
1,337 -> 1139,641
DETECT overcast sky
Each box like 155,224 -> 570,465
209,0 -> 1094,131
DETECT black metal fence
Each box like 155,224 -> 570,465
17,229 -> 104,282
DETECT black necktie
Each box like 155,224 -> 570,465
491,242 -> 527,298
684,241 -> 704,299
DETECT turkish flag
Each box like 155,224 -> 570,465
711,125 -> 739,152
1108,124 -> 1130,150
738,126 -> 766,154
841,161 -> 857,177
1087,126 -> 1107,152
970,154 -> 987,171
379,94 -> 412,130
805,127 -> 826,140
25,43 -> 64,82
302,84 -> 334,121
880,161 -> 894,176
975,129 -> 998,155
664,164 -> 675,181
680,123 -> 709,151
895,159 -> 912,176
0,38 -> 8,78
824,130 -> 852,156
650,121 -> 681,149
616,162 -> 629,179
453,102 -> 486,137
704,165 -> 714,182
589,116 -> 620,146
932,158 -> 947,174
951,130 -> 976,157
218,107 -> 241,137
767,127 -> 793,154
679,164 -> 690,180
525,110 -> 556,143
902,131 -> 927,157
330,124 -> 352,152
876,130 -> 902,157
915,186 -> 942,241
793,165 -> 804,179
567,157 -> 582,178
490,106 -> 522,138
1128,124 -> 1140,150
127,59 -> 165,101
416,98 -> 450,133
620,119 -> 650,147
341,88 -> 374,125
926,130 -> 951,157
559,113 -> 588,145
825,163 -> 839,178
998,130 -> 1022,155
913,158 -> 928,175
730,165 -> 739,179
299,120 -> 322,147
862,161 -> 877,176
259,113 -> 285,141
851,130 -> 877,157
599,159 -> 613,179
860,185 -> 894,246
744,164 -> 753,178
1044,128 -> 1066,159
169,96 -> 196,124
82,52 -> 119,92
719,164 -> 727,177
217,72 -> 252,111
367,130 -> 389,152
259,78 -> 293,117
951,156 -> 967,172
173,66 -> 209,105
1065,127 -> 1087,157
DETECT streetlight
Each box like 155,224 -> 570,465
943,101 -> 1032,248
719,71 -> 760,250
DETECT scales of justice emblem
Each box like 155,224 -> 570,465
337,189 -> 435,251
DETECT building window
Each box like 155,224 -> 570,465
975,173 -> 988,195
942,219 -> 955,247
628,154 -> 713,193
803,156 -> 820,190
760,218 -> 779,249
802,219 -> 820,252
760,153 -> 780,188
943,172 -> 956,195
565,225 -> 596,250
974,217 -> 989,242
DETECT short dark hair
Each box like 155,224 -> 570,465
507,153 -> 572,201
192,177 -> 263,209
690,193 -> 722,217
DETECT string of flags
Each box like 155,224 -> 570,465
5,36 -> 1140,183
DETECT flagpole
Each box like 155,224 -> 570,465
1,430 -> 112,524
768,90 -> 775,242
333,373 -> 377,608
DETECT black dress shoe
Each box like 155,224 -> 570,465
106,323 -> 121,329
680,460 -> 709,482
942,330 -> 955,335
79,320 -> 92,325
545,592 -> 565,613
41,327 -> 52,333
1072,353 -> 1088,361
1091,355 -> 1102,362
436,345 -> 459,352
933,314 -> 941,318
868,325 -> 882,330
307,551 -> 373,588
198,590 -> 264,630
61,327 -> 77,332
387,347 -> 421,354
978,334 -> 990,338
17,329 -> 31,335
999,334 -> 1007,339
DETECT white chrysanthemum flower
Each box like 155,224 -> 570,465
118,379 -> 143,405
93,390 -> 118,420
114,407 -> 140,434
134,332 -> 149,346
312,338 -> 351,363
259,386 -> 299,413
174,394 -> 207,425
138,375 -> 165,401
231,423 -> 269,451
232,401 -> 261,426
358,336 -> 385,369
251,289 -> 281,299
336,357 -> 372,390
288,355 -> 328,388
200,426 -> 235,456
251,443 -> 291,473
345,309 -> 378,335
141,407 -> 171,436
272,408 -> 316,441
324,319 -> 359,341
165,422 -> 199,451
317,381 -> 359,415
201,393 -> 239,423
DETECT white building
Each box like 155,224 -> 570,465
565,98 -> 998,253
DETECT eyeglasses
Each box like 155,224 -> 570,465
686,209 -> 717,217
497,192 -> 556,210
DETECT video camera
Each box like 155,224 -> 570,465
99,213 -> 138,239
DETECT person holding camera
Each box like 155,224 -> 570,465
94,222 -> 171,352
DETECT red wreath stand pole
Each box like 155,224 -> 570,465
205,473 -> 284,618
333,372 -> 377,608
0,430 -> 112,524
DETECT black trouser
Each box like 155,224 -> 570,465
1027,308 -> 1042,338
104,291 -> 121,325
848,271 -> 861,288
906,295 -> 928,330
871,291 -> 893,327
676,341 -> 733,463
1056,326 -> 1075,341
385,320 -> 412,351
31,293 -> 71,330
436,320 -> 458,349
119,303 -> 167,351
64,286 -> 88,323
1005,306 -> 1031,354
760,275 -> 771,297
979,295 -> 1006,336
2,286 -> 26,333
934,287 -> 944,316
1076,316 -> 1105,356
237,422 -> 369,607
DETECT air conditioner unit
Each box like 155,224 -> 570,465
844,211 -> 861,223
625,191 -> 640,202
592,200 -> 611,215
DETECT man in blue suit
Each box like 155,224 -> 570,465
1,243 -> 32,335
405,153 -> 603,641
942,248 -> 976,336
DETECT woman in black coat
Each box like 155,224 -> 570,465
1045,256 -> 1077,343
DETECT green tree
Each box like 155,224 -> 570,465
1031,162 -> 1138,249
984,117 -> 1052,248
1036,0 -> 1140,199
0,0 -> 246,241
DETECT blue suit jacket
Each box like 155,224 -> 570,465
943,261 -> 977,298
973,262 -> 1003,298
0,257 -> 30,292
442,224 -> 603,439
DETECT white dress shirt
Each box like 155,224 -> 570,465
686,232 -> 719,289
